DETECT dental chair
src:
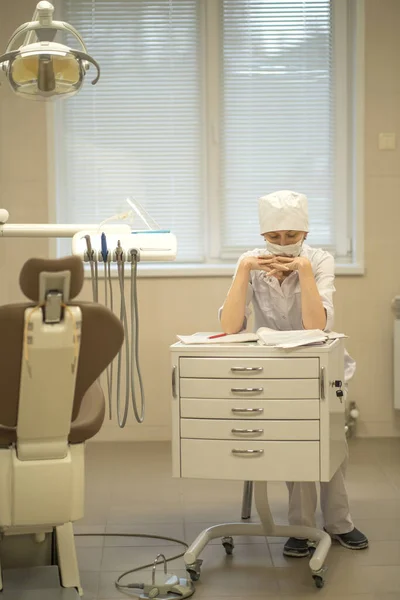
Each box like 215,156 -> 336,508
0,256 -> 123,599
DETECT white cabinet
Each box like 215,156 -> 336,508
171,340 -> 346,483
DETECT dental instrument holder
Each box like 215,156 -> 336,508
84,247 -> 140,264
77,228 -> 169,427
72,229 -> 177,263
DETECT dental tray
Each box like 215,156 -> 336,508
71,227 -> 177,262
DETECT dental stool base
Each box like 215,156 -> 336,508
170,339 -> 346,589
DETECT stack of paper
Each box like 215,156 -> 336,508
177,332 -> 259,345
177,329 -> 347,348
256,327 -> 346,349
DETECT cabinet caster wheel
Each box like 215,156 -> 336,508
222,536 -> 234,555
187,570 -> 200,582
313,575 -> 325,589
186,559 -> 202,582
223,543 -> 234,555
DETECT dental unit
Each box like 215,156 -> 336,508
0,1 -> 193,597
0,206 -> 191,600
0,199 -> 177,430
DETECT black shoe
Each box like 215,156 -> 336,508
327,527 -> 369,550
283,537 -> 310,558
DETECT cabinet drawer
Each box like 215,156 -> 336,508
180,439 -> 320,481
180,357 -> 319,379
180,378 -> 320,399
181,419 -> 320,441
180,398 -> 320,420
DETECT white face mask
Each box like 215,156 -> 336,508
265,239 -> 303,257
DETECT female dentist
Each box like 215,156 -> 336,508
219,190 -> 368,558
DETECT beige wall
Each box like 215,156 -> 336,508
1,0 -> 400,440
0,1 -> 49,305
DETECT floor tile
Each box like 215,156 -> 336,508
182,501 -> 256,522
107,501 -> 184,525
348,519 -> 400,542
349,498 -> 400,520
333,541 -> 400,567
79,571 -> 100,600
76,547 -> 104,572
74,525 -> 105,548
192,562 -> 280,597
104,522 -> 186,547
101,544 -> 187,572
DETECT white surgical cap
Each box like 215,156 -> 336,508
258,190 -> 309,234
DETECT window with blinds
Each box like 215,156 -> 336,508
56,0 -> 204,262
55,0 -> 356,265
220,0 -> 337,258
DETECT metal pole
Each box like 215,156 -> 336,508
241,481 -> 253,520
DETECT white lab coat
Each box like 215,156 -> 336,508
220,243 -> 354,534
229,244 -> 356,383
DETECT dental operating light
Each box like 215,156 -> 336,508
0,1 -> 100,100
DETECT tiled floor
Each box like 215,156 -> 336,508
74,438 -> 400,599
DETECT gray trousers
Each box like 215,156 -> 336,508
286,442 -> 354,535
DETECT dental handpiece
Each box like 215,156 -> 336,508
116,240 -> 130,428
101,233 -> 113,420
101,232 -> 108,263
101,233 -> 108,307
84,234 -> 98,302
130,248 -> 145,423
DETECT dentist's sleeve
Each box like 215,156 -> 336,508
218,252 -> 254,331
313,251 -> 336,331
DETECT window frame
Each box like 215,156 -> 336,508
49,0 -> 365,277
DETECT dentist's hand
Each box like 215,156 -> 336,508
257,255 -> 311,273
266,256 -> 311,273
240,255 -> 282,275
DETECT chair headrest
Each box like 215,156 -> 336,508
19,256 -> 84,302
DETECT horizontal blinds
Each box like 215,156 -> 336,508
220,0 -> 335,257
57,0 -> 203,262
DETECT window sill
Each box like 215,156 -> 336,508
84,261 -> 365,279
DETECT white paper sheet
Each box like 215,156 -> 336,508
177,332 -> 259,345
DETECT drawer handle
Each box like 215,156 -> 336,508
320,366 -> 326,400
231,449 -> 264,456
231,366 -> 263,372
172,366 -> 177,399
231,387 -> 263,393
231,428 -> 264,435
231,408 -> 264,414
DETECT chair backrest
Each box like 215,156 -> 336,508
0,256 -> 124,457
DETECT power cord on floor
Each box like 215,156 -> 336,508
74,532 -> 189,595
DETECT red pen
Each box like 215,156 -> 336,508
208,333 -> 228,339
